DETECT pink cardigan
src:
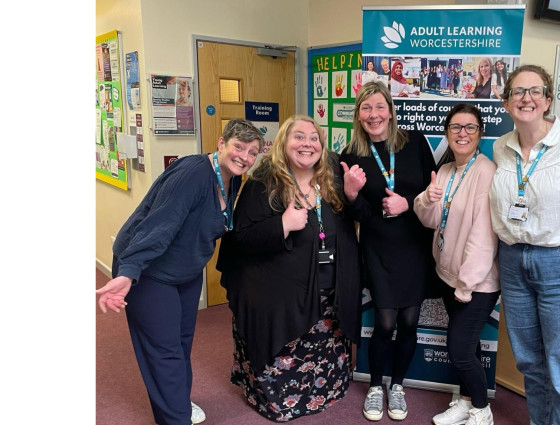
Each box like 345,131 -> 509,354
413,154 -> 499,302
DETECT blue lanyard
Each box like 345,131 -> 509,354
515,144 -> 548,200
441,150 -> 478,231
369,141 -> 394,191
212,152 -> 234,231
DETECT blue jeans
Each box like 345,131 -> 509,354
498,242 -> 560,425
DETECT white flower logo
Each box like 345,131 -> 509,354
381,21 -> 406,49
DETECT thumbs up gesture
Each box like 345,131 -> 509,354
382,187 -> 409,216
282,197 -> 309,238
426,171 -> 443,203
341,161 -> 366,202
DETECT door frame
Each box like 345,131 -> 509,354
191,34 -> 300,309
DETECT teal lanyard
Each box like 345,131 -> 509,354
515,144 -> 547,200
369,141 -> 394,191
288,168 -> 326,249
440,150 -> 478,231
212,152 -> 235,231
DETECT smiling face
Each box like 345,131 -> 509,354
358,92 -> 392,142
367,61 -> 374,71
217,137 -> 260,180
394,63 -> 403,76
479,59 -> 491,79
446,112 -> 481,165
285,120 -> 322,173
504,71 -> 552,126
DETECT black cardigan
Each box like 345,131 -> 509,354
217,153 -> 362,373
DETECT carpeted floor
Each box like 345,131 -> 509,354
96,268 -> 530,424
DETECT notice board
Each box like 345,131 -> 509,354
95,30 -> 129,190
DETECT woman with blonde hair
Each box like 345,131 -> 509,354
341,82 -> 438,421
218,115 -> 362,422
466,57 -> 492,99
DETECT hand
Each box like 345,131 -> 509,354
315,75 -> 324,97
397,92 -> 409,97
352,73 -> 362,94
282,197 -> 308,237
96,275 -> 132,313
335,74 -> 345,97
426,171 -> 443,203
382,188 -> 409,215
333,133 -> 345,153
317,104 -> 325,118
341,161 -> 366,202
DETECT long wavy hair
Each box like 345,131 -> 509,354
250,115 -> 343,213
346,81 -> 409,157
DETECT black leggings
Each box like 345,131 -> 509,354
441,285 -> 500,408
368,306 -> 421,387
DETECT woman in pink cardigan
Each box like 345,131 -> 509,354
414,103 -> 500,425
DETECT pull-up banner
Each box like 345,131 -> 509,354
355,4 -> 526,396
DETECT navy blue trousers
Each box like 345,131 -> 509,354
121,268 -> 202,425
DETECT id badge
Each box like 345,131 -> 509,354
508,204 -> 528,222
318,249 -> 335,264
437,230 -> 444,251
382,210 -> 399,219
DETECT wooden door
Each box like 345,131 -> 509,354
197,40 -> 295,306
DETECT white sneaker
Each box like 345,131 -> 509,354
191,401 -> 206,424
465,405 -> 493,425
432,398 -> 472,425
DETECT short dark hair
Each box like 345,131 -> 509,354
222,119 -> 265,150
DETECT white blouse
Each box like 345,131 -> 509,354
489,115 -> 560,247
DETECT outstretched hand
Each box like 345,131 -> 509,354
96,275 -> 132,313
341,161 -> 366,202
282,197 -> 308,238
382,188 -> 409,216
426,171 -> 443,203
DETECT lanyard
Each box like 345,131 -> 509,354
515,144 -> 548,200
288,169 -> 326,249
369,141 -> 394,191
212,152 -> 234,231
440,150 -> 478,231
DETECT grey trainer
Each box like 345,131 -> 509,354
387,384 -> 408,420
363,385 -> 384,421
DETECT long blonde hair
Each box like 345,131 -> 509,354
346,81 -> 408,157
250,114 -> 343,212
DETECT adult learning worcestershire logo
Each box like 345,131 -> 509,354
381,21 -> 406,49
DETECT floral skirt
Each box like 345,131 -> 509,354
231,289 -> 352,422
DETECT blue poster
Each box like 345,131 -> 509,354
356,4 -> 526,396
125,51 -> 141,110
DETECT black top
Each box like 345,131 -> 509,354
113,154 -> 238,284
217,153 -> 362,373
340,130 -> 440,307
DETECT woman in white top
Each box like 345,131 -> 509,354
491,60 -> 507,99
489,64 -> 560,425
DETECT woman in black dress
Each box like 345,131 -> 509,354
218,114 -> 362,422
340,81 -> 437,422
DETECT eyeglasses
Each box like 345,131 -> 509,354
509,86 -> 547,100
447,124 -> 481,134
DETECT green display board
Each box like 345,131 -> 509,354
95,30 -> 129,190
308,43 -> 362,153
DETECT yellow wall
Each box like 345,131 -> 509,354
96,0 -> 560,274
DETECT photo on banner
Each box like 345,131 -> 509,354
355,4 -> 526,395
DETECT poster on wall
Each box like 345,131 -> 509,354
245,101 -> 279,171
150,74 -> 195,135
354,4 -> 526,395
96,30 -> 129,190
308,44 -> 362,154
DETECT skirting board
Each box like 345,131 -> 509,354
352,370 -> 496,399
